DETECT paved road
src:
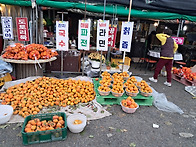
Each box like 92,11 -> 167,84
0,63 -> 195,147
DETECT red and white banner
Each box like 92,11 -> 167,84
16,17 -> 29,41
56,21 -> 69,51
108,26 -> 117,48
171,37 -> 184,45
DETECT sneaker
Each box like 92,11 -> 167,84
164,81 -> 171,87
149,77 -> 157,83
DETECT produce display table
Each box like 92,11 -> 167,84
93,78 -> 154,106
0,56 -> 57,79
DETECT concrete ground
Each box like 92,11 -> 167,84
0,63 -> 195,147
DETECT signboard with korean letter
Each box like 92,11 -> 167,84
96,20 -> 109,51
16,17 -> 29,41
78,19 -> 91,50
108,25 -> 117,48
119,22 -> 134,52
56,21 -> 69,51
1,17 -> 14,40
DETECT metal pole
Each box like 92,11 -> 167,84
61,13 -> 64,77
82,0 -> 87,76
39,9 -> 44,44
35,5 -> 38,44
177,20 -> 181,37
99,0 -> 107,77
122,0 -> 132,72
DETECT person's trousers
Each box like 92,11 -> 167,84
153,58 -> 173,83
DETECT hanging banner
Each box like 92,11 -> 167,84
1,17 -> 14,40
16,17 -> 29,41
96,20 -> 109,51
171,37 -> 184,45
108,25 -> 117,48
78,19 -> 91,50
56,21 -> 69,51
119,22 -> 134,52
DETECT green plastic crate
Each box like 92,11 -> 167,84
93,78 -> 153,106
21,112 -> 67,145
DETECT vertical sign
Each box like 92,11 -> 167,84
56,21 -> 69,51
96,20 -> 109,51
16,17 -> 29,41
1,17 -> 14,40
78,19 -> 91,50
119,22 -> 134,52
108,25 -> 117,48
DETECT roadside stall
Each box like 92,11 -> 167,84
0,0 -> 195,146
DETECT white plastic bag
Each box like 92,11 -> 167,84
152,87 -> 184,114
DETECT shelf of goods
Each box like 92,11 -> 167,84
93,78 -> 153,106
172,74 -> 196,86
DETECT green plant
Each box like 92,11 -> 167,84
111,62 -> 117,68
105,60 -> 110,66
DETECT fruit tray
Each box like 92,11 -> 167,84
172,74 -> 196,86
21,112 -> 67,145
93,78 -> 153,106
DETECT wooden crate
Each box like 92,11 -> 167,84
172,74 -> 196,86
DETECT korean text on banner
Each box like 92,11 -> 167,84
16,17 -> 29,41
96,20 -> 109,51
1,17 -> 14,40
78,20 -> 91,51
119,22 -> 134,52
108,26 -> 117,48
56,21 -> 69,51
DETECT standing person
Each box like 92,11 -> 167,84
149,28 -> 178,87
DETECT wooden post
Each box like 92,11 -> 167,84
122,0 -> 132,72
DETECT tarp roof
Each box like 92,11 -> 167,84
0,0 -> 196,22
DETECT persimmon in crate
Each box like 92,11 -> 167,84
21,112 -> 67,145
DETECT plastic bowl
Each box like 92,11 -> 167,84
0,105 -> 13,124
134,76 -> 143,82
111,91 -> 124,97
140,91 -> 152,97
67,114 -> 87,133
125,89 -> 139,97
120,102 -> 139,113
98,89 -> 111,96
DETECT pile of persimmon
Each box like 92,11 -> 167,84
1,43 -> 58,60
112,85 -> 124,94
124,79 -> 133,87
24,115 -> 65,133
113,80 -> 124,88
102,76 -> 112,82
112,73 -> 123,80
0,77 -> 95,118
121,97 -> 138,108
173,67 -> 196,81
98,85 -> 111,92
99,79 -> 111,86
128,76 -> 137,84
125,83 -> 139,93
119,71 -> 129,78
137,80 -> 148,89
140,85 -> 152,93
101,71 -> 111,77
